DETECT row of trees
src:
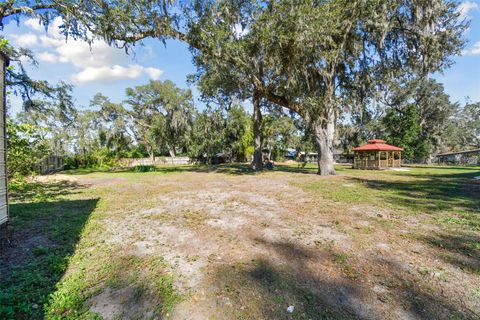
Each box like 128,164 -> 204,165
9,75 -> 479,176
11,80 -> 305,173
1,0 -> 471,174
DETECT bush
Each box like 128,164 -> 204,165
132,165 -> 158,172
7,121 -> 48,178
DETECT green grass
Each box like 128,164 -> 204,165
301,165 -> 480,230
0,180 -> 179,320
0,182 -> 99,319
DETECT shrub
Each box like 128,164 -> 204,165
132,165 -> 158,172
7,121 -> 48,178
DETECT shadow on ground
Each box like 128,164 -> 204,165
209,237 -> 478,319
347,171 -> 480,215
403,164 -> 480,171
210,238 -> 359,319
0,180 -> 98,319
85,254 -> 179,320
419,231 -> 480,275
346,172 -> 480,276
8,180 -> 86,203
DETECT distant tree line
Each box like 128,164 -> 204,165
9,80 -> 308,173
8,76 -> 480,177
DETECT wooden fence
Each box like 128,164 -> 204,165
37,155 -> 65,174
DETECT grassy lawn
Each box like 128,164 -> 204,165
1,164 -> 479,319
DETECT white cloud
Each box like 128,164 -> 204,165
39,35 -> 65,47
145,67 -> 163,80
36,17 -> 129,69
71,64 -> 162,84
38,52 -> 58,63
463,41 -> 480,55
55,41 -> 126,68
24,18 -> 44,31
11,33 -> 38,46
19,16 -> 163,84
458,1 -> 478,20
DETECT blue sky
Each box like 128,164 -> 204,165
2,1 -> 480,115
436,1 -> 480,105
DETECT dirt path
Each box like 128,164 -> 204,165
69,170 -> 480,319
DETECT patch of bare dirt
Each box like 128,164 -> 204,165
89,287 -> 157,320
32,174 -> 83,185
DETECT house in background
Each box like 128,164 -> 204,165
299,150 -> 354,164
284,148 -> 298,160
37,154 -> 66,174
435,149 -> 480,165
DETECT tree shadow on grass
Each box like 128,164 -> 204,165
0,181 -> 98,319
82,254 -> 179,320
418,231 -> 480,275
344,169 -> 480,275
397,168 -> 480,180
210,237 -> 478,319
347,172 -> 480,216
404,165 -> 480,171
211,239 -> 360,319
371,255 -> 478,319
193,163 -> 345,175
9,180 -> 86,203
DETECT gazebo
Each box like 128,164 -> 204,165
352,139 -> 403,169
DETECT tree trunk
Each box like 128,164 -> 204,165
425,154 -> 433,165
168,147 -> 175,165
311,109 -> 336,176
252,91 -> 263,170
149,146 -> 155,163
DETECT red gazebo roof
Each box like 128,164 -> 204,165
352,139 -> 403,152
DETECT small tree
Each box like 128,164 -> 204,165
90,93 -> 132,157
382,78 -> 458,161
7,120 -> 48,178
223,105 -> 252,163
383,104 -> 429,160
17,83 -> 77,156
189,106 -> 226,164
452,102 -> 480,149
262,108 -> 300,161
